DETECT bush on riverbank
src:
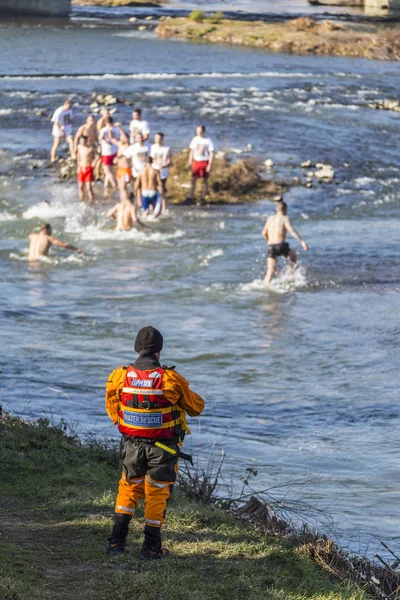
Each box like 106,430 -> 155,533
168,151 -> 289,204
72,0 -> 162,6
156,17 -> 400,61
0,411 -> 366,600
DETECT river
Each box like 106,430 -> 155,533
0,12 -> 399,559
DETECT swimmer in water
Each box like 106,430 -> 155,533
134,156 -> 163,217
262,200 -> 308,285
107,193 -> 149,231
28,223 -> 84,261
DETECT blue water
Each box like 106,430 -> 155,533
0,16 -> 399,559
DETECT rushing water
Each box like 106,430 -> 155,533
1,14 -> 400,558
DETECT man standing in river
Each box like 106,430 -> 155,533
150,132 -> 171,213
28,224 -> 84,261
74,115 -> 98,156
76,135 -> 96,202
50,99 -> 74,163
262,200 -> 308,285
187,125 -> 214,205
135,156 -> 163,217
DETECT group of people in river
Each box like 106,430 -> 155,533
28,97 -> 309,284
50,98 -> 214,211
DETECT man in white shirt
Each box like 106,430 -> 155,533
50,99 -> 74,163
187,125 -> 214,204
99,117 -> 119,194
150,132 -> 171,213
123,133 -> 150,179
129,109 -> 150,145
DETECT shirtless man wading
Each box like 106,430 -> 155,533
134,156 -> 163,217
262,201 -> 309,285
74,115 -> 97,156
76,135 -> 96,202
28,224 -> 84,261
107,193 -> 148,231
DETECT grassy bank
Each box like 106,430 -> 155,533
0,413 -> 366,600
156,14 -> 400,61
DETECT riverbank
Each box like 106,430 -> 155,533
0,412 -> 367,600
72,0 -> 161,7
156,15 -> 400,60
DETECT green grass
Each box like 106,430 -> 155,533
189,10 -> 206,23
0,414 -> 366,600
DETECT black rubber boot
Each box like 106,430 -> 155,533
139,546 -> 171,560
106,537 -> 125,556
139,525 -> 171,560
106,513 -> 131,556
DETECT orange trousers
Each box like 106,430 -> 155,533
114,438 -> 179,528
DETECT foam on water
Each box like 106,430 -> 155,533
0,71 -> 346,82
0,212 -> 17,221
79,225 -> 186,243
22,199 -> 80,220
239,265 -> 308,295
200,248 -> 224,267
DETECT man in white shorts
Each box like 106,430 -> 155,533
50,99 -> 74,163
150,132 -> 171,213
129,109 -> 150,144
99,116 -> 120,194
123,133 -> 149,180
187,125 -> 214,204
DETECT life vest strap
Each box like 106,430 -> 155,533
122,405 -> 174,415
122,387 -> 164,396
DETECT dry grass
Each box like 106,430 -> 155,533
167,150 -> 289,204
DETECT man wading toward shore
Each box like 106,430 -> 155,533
262,200 -> 308,285
105,326 -> 205,560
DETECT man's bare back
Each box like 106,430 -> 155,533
107,199 -> 148,231
263,213 -> 289,245
28,225 -> 83,261
137,165 -> 162,192
28,231 -> 53,260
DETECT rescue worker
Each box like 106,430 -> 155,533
105,326 -> 205,560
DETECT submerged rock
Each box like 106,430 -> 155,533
301,160 -> 312,168
369,99 -> 400,112
315,165 -> 335,181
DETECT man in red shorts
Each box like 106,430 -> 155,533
187,125 -> 214,205
99,116 -> 119,195
76,135 -> 96,202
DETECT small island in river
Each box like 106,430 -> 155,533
156,13 -> 400,61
